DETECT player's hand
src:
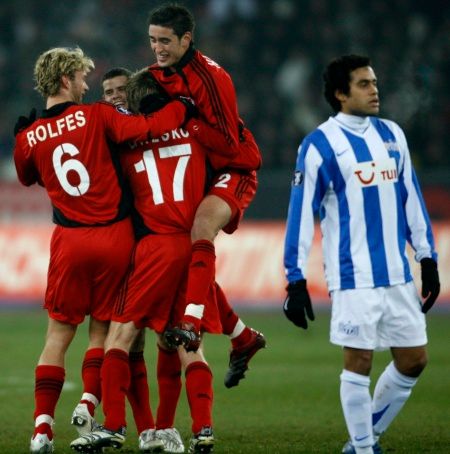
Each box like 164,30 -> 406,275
283,279 -> 315,329
164,321 -> 201,352
420,258 -> 440,313
14,108 -> 37,136
177,96 -> 198,122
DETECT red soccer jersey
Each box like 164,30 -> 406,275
13,100 -> 187,225
149,47 -> 261,170
120,126 -> 208,234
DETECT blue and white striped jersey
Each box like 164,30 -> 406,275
284,112 -> 437,291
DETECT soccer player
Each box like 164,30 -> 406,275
70,67 -> 234,454
13,46 -> 194,454
283,54 -> 440,454
147,3 -> 266,388
71,66 -> 156,451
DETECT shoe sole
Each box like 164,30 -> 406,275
224,333 -> 267,388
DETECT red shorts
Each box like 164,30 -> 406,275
207,169 -> 257,234
45,218 -> 135,325
113,233 -> 222,334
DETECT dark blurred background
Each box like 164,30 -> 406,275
1,0 -> 449,219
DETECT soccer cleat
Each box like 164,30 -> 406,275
155,428 -> 185,453
71,403 -> 98,436
139,428 -> 164,452
30,433 -> 54,454
224,329 -> 266,388
70,426 -> 126,452
342,440 -> 383,454
188,426 -> 214,454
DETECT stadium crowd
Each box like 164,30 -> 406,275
1,0 -> 449,177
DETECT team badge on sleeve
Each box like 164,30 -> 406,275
116,106 -> 132,115
293,171 -> 304,186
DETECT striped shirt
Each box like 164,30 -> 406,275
284,112 -> 437,291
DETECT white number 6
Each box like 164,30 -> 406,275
53,143 -> 90,196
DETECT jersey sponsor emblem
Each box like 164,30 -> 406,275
353,158 -> 398,187
293,171 -> 304,186
116,106 -> 132,115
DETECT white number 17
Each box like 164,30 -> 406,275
134,144 -> 191,205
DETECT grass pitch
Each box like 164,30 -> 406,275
1,308 -> 449,453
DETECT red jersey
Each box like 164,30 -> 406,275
149,46 -> 261,170
120,126 -> 208,235
14,100 -> 186,226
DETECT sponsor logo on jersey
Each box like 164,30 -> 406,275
353,157 -> 398,187
293,171 -> 304,186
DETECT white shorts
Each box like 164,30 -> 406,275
330,281 -> 427,351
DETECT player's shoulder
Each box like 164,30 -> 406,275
194,49 -> 228,75
93,100 -> 134,115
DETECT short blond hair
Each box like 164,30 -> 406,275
34,47 -> 95,98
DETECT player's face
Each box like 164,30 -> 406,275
69,70 -> 89,104
102,75 -> 129,109
338,66 -> 380,116
148,25 -> 191,68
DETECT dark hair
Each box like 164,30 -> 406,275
126,68 -> 170,114
101,67 -> 132,83
323,55 -> 371,112
148,3 -> 195,38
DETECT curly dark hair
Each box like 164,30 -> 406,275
323,55 -> 371,112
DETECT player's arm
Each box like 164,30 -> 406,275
194,65 -> 241,151
395,124 -> 440,311
13,139 -> 40,186
104,99 -> 193,143
396,125 -> 437,262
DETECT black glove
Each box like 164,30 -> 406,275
283,279 -> 315,329
177,96 -> 198,123
14,108 -> 37,136
420,258 -> 440,313
164,321 -> 201,352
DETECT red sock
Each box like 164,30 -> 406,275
128,351 -> 154,434
156,346 -> 182,429
232,327 -> 253,350
184,240 -> 216,331
101,349 -> 130,431
185,361 -> 213,434
81,348 -> 104,412
215,283 -> 239,335
33,365 -> 65,435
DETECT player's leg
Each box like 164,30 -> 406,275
371,282 -> 428,443
127,329 -> 164,452
71,317 -> 109,435
216,282 -> 266,388
31,318 -> 77,454
371,347 -> 427,444
331,288 -> 383,454
178,343 -> 215,454
183,194 -> 230,332
340,347 -> 376,454
70,321 -> 140,451
154,335 -> 184,453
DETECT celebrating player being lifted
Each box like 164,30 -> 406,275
283,55 -> 440,454
147,3 -> 266,388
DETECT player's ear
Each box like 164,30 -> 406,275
334,89 -> 347,103
181,31 -> 192,48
